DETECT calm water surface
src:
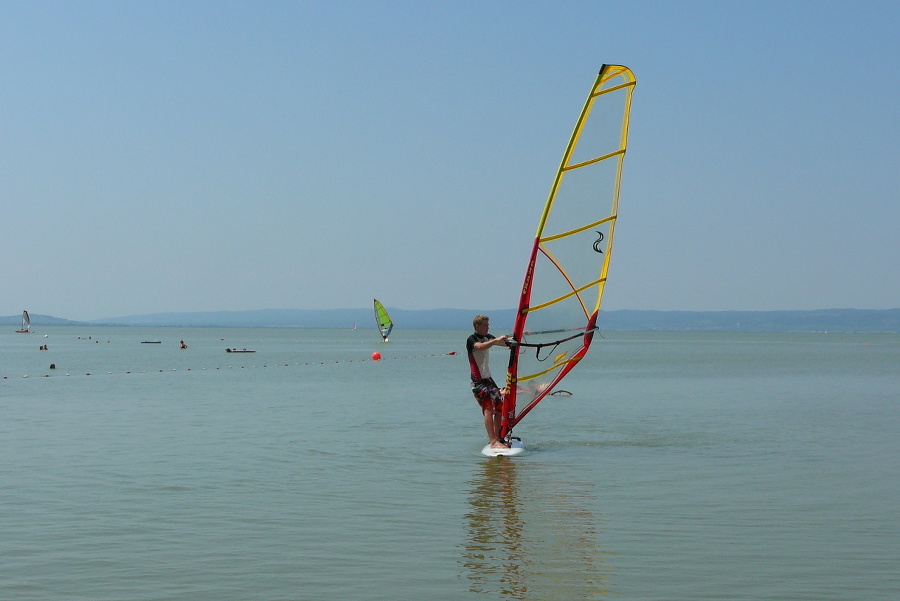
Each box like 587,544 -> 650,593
2,327 -> 898,600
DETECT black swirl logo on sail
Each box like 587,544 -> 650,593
592,231 -> 605,253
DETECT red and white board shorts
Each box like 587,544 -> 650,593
472,378 -> 502,414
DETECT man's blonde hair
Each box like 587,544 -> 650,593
473,314 -> 489,329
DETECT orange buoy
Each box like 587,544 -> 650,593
371,351 -> 381,361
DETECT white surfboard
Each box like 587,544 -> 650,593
480,439 -> 525,457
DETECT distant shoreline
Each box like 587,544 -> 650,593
3,308 -> 898,333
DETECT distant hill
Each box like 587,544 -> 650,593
3,308 -> 898,333
90,308 -> 520,330
0,314 -> 83,327
594,309 -> 900,333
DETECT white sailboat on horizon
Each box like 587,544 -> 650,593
15,310 -> 33,333
16,311 -> 34,334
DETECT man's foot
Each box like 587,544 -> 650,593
490,440 -> 511,449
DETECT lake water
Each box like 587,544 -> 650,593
2,327 -> 898,600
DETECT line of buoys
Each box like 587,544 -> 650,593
2,351 -> 458,380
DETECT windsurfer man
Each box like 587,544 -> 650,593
466,315 -> 510,449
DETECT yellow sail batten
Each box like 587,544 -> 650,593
591,80 -> 635,99
540,215 -> 617,243
562,149 -> 625,172
525,277 -> 606,313
515,355 -> 583,383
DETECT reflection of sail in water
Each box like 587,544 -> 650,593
461,459 -> 613,600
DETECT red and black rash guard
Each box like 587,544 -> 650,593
466,333 -> 495,382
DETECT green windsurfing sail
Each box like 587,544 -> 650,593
373,299 -> 393,342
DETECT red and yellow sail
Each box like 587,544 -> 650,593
502,65 -> 636,439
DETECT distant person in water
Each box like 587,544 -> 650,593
466,314 -> 510,449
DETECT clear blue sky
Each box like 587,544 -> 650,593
2,1 -> 897,321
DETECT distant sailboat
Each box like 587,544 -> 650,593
373,299 -> 393,342
15,310 -> 33,333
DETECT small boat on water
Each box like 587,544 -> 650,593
226,348 -> 255,353
15,310 -> 33,333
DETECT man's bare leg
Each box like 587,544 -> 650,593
484,408 -> 509,448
